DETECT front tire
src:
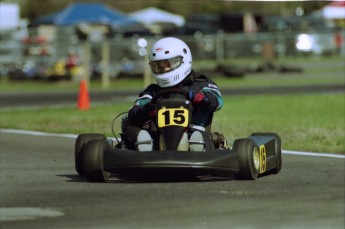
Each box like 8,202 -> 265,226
83,139 -> 111,182
271,135 -> 282,174
75,134 -> 105,176
234,138 -> 259,180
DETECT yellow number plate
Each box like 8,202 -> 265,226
158,107 -> 189,128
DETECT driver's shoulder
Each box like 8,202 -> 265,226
193,71 -> 213,83
140,84 -> 161,96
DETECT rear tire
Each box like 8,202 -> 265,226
234,138 -> 259,180
75,134 -> 105,176
83,139 -> 111,182
272,135 -> 282,174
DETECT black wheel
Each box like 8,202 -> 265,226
271,135 -> 282,174
83,139 -> 111,182
75,134 -> 105,176
234,138 -> 260,180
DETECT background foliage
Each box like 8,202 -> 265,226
7,0 -> 329,23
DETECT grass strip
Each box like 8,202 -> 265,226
1,93 -> 344,154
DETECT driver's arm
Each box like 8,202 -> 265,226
127,84 -> 158,125
192,81 -> 223,112
200,87 -> 223,112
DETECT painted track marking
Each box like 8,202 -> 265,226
0,207 -> 64,222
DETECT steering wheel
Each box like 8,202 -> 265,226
151,88 -> 190,104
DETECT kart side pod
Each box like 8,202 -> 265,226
234,133 -> 282,180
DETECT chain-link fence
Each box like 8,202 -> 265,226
1,26 -> 344,80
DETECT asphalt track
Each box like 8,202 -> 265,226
0,130 -> 344,229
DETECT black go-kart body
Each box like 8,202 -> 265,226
75,89 -> 282,182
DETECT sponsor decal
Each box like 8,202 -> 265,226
184,67 -> 191,75
208,84 -> 218,89
162,78 -> 170,85
155,47 -> 165,52
259,145 -> 267,173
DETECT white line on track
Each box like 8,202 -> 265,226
1,129 -> 344,159
0,207 -> 64,222
283,150 -> 345,159
1,128 -> 79,139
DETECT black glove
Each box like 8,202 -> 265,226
143,102 -> 157,117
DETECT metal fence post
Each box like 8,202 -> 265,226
262,42 -> 275,62
101,40 -> 110,89
82,41 -> 91,85
216,30 -> 225,64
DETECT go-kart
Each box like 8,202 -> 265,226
75,89 -> 282,182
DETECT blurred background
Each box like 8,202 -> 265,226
0,0 -> 344,83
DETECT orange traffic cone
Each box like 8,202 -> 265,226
77,80 -> 90,110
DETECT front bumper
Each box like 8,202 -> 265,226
103,149 -> 239,176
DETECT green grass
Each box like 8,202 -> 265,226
1,93 -> 344,154
1,56 -> 344,154
213,94 -> 345,154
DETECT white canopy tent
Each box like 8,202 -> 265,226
322,1 -> 345,19
129,7 -> 185,27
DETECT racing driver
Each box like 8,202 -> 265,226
121,37 -> 224,151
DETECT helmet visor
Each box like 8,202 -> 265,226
150,56 -> 183,74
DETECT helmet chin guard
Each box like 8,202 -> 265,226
149,37 -> 192,88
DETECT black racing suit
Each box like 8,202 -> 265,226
122,70 -> 224,150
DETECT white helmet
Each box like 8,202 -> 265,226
149,37 -> 192,88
